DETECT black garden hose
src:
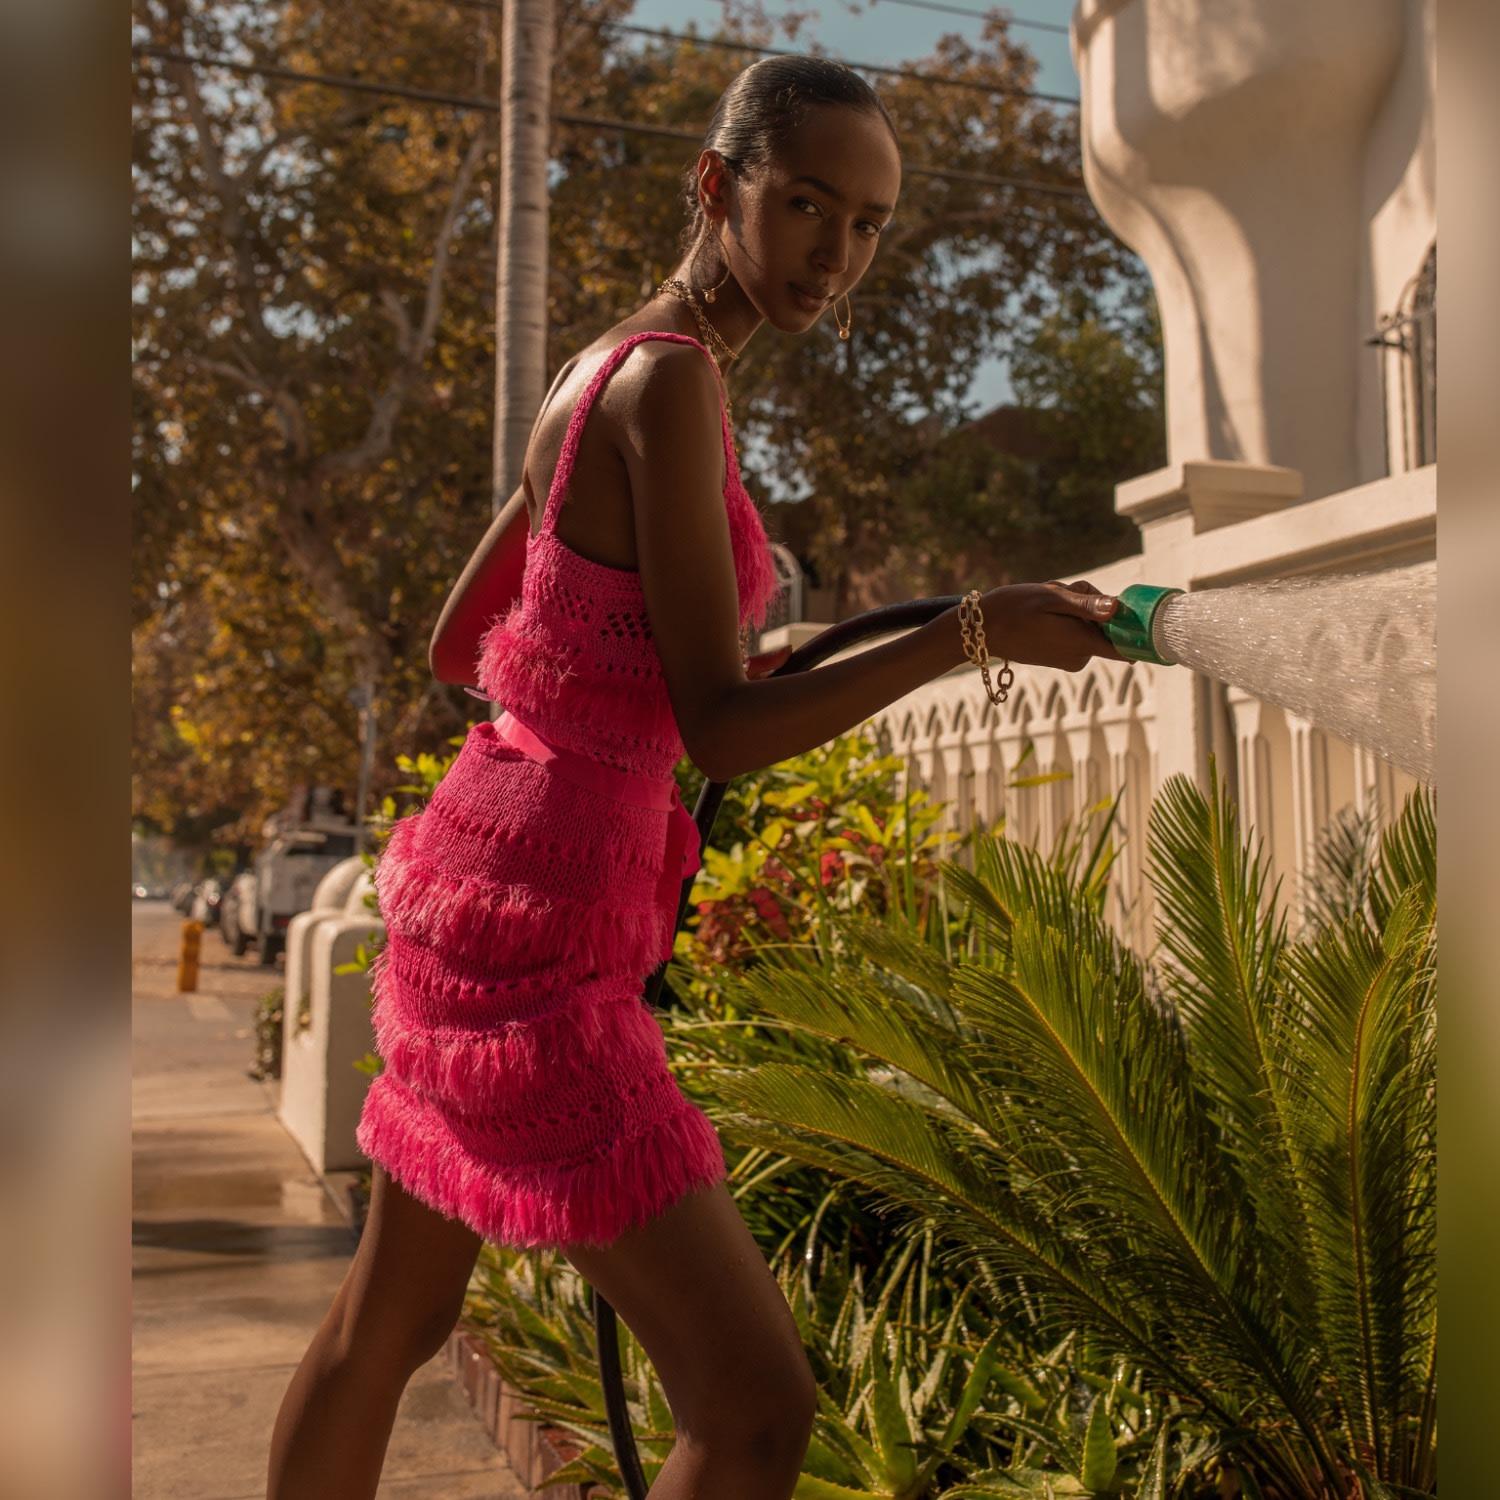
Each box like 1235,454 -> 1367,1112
592,596 -> 961,1498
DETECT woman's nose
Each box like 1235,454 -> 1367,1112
814,224 -> 851,277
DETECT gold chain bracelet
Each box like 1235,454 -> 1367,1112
958,588 -> 1014,705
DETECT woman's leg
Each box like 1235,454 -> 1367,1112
266,1162 -> 483,1499
561,1177 -> 819,1499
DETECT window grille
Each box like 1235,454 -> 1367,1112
1366,241 -> 1436,474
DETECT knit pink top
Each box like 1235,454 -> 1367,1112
355,331 -> 781,1250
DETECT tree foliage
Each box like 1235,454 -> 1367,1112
133,0 -> 1157,840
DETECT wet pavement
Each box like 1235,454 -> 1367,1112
132,901 -> 526,1498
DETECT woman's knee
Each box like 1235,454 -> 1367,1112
672,1342 -> 818,1452
561,1179 -> 819,1443
677,1384 -> 818,1481
330,1165 -> 482,1373
329,1266 -> 468,1374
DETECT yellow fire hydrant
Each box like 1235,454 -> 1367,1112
177,918 -> 204,993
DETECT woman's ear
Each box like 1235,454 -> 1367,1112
697,150 -> 731,222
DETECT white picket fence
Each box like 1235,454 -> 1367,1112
766,460 -> 1434,955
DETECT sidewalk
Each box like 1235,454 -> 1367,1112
131,901 -> 528,1498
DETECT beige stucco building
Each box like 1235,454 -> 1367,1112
767,0 -> 1437,950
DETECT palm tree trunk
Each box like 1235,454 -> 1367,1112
494,0 -> 554,502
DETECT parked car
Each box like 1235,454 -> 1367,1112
189,877 -> 223,929
219,871 -> 258,957
170,880 -> 197,914
251,827 -> 359,965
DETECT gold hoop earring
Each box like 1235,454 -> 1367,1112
689,222 -> 732,303
702,226 -> 732,303
834,293 -> 853,341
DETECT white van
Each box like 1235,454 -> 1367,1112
251,826 -> 360,965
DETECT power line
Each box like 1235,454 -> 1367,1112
404,0 -> 1078,106
133,44 -> 1091,199
602,20 -> 1079,106
134,42 -> 495,112
702,0 -> 1073,37
868,0 -> 1072,31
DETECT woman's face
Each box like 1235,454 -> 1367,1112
712,105 -> 902,334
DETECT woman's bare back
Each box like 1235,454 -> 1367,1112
522,312 -> 729,571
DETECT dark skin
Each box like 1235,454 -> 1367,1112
270,103 -> 1127,1500
430,102 -> 1126,782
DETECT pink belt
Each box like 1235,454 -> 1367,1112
487,707 -> 702,932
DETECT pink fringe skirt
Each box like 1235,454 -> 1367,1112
354,709 -> 723,1250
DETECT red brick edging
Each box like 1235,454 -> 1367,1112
443,1322 -> 614,1498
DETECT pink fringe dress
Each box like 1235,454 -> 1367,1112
355,331 -> 781,1249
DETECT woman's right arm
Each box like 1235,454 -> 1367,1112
623,346 -> 1125,786
428,483 -> 528,688
430,355 -> 583,686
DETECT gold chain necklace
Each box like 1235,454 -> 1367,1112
658,276 -> 736,421
654,276 -> 750,663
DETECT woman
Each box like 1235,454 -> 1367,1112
269,55 -> 1125,1500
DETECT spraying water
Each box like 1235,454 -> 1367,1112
1123,561 -> 1435,786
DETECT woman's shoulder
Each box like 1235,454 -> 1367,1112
581,322 -> 725,432
593,320 -> 718,375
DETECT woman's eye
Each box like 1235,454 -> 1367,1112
793,197 -> 881,238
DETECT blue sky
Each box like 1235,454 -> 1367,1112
624,0 -> 1084,413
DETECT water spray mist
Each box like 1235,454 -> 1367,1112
1098,563 -> 1435,786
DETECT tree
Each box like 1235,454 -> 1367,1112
133,0 -> 498,839
994,282 -> 1163,576
133,0 -> 1154,838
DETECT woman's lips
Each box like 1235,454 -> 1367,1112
789,282 -> 830,312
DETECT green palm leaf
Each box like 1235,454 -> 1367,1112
1365,783 -> 1435,936
1144,763 -> 1298,1188
1277,882 -> 1436,1489
712,1061 -> 1164,1359
950,911 -> 1333,1490
1142,766 -> 1329,1396
1301,801 -> 1383,937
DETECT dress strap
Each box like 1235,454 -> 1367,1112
539,329 -> 734,537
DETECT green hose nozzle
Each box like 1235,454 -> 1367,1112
1102,584 -> 1185,666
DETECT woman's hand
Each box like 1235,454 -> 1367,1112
974,581 -> 1129,670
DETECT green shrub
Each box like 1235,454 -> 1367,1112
248,985 -> 285,1081
693,759 -> 1435,1498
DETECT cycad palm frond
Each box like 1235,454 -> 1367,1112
713,939 -> 992,1128
1143,764 -> 1318,1301
1145,761 -> 1295,1173
831,906 -> 962,1018
1301,800 -> 1383,937
1277,846 -> 1436,1490
949,902 -> 1333,1475
711,1059 -> 1166,1364
943,819 -> 1126,970
1365,782 -> 1436,937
